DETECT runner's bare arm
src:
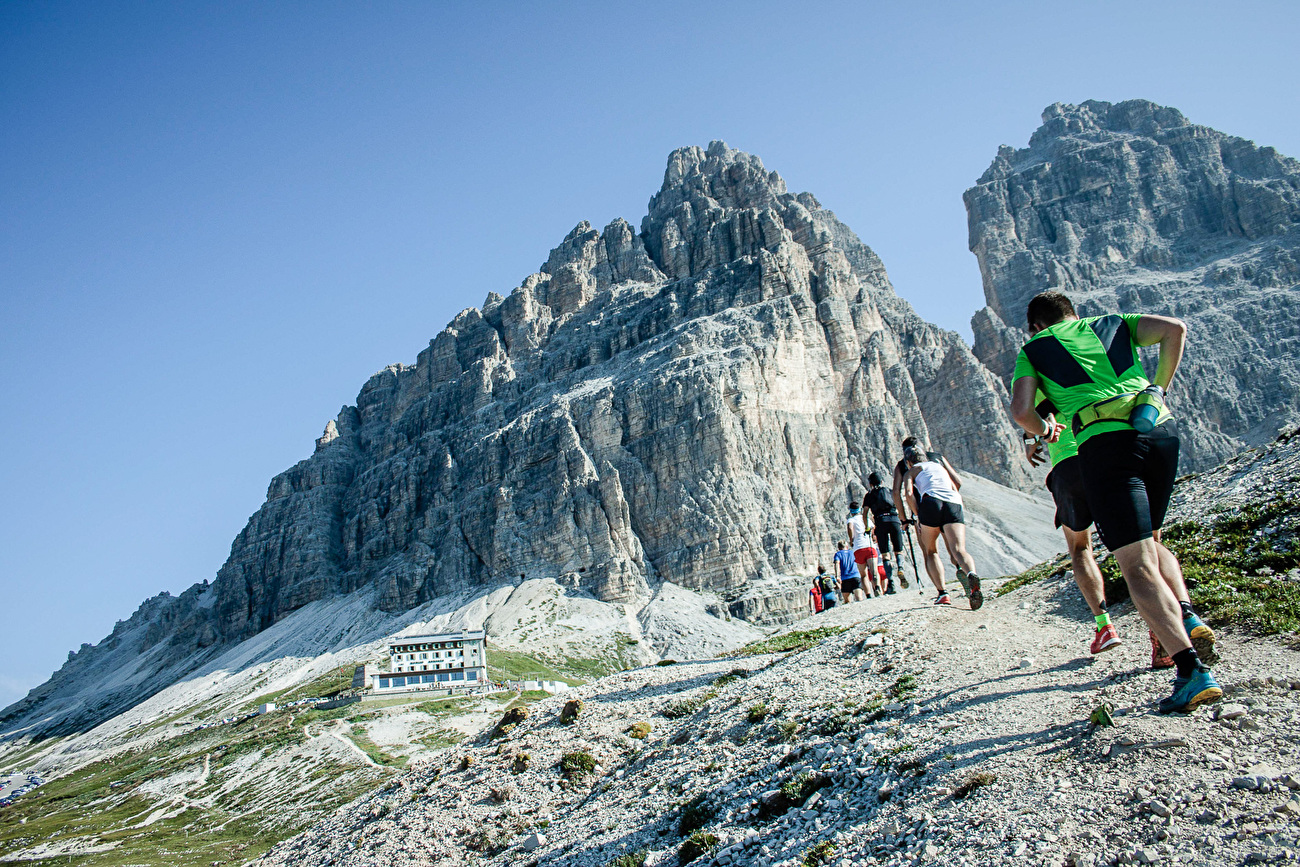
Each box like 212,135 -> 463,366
1011,375 -> 1053,437
939,456 -> 962,490
903,465 -> 921,517
1134,314 -> 1187,392
892,465 -> 909,521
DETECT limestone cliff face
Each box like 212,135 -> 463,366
6,143 -> 1035,736
967,100 -> 1300,469
214,142 -> 1029,629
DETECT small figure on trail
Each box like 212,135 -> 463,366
809,566 -> 826,614
1024,393 -> 1122,656
864,471 -> 907,593
1010,290 -> 1220,713
821,555 -> 844,610
893,436 -> 963,597
901,446 -> 983,610
846,502 -> 882,599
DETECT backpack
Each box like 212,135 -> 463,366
810,584 -> 823,612
819,574 -> 837,595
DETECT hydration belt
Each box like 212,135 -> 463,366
1072,388 -> 1173,435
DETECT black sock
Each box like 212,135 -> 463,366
1172,647 -> 1201,679
1179,601 -> 1196,619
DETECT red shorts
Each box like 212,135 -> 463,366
853,547 -> 878,566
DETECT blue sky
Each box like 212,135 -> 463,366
3,1 -> 1298,707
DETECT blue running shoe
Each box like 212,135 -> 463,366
1183,612 -> 1219,665
1158,666 -> 1223,714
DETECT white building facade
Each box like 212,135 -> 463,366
375,629 -> 488,693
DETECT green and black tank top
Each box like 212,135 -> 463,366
1012,314 -> 1153,447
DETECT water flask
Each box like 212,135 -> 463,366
1130,384 -> 1164,433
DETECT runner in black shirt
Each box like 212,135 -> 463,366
863,472 -> 907,592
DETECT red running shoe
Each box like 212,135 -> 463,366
1150,629 -> 1175,669
1090,624 -> 1122,655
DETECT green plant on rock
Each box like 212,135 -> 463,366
678,831 -> 720,865
746,702 -> 768,724
803,840 -> 837,866
888,673 -> 919,702
657,659 -> 678,666
606,851 -> 647,867
493,705 -> 529,738
559,699 -> 583,725
771,719 -> 800,743
511,753 -> 530,774
727,626 -> 847,657
951,770 -> 996,800
560,750 -> 597,781
627,721 -> 652,740
678,793 -> 715,836
663,697 -> 704,719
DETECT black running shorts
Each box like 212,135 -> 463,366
874,518 -> 904,554
917,494 -> 963,528
840,577 -> 860,594
1045,455 -> 1093,532
1077,420 -> 1180,551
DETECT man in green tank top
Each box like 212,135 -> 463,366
1009,291 -> 1221,714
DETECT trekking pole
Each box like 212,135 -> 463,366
903,519 -> 921,588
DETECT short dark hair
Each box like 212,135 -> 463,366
901,435 -> 919,449
837,540 -> 845,549
1026,291 -> 1077,331
904,445 -> 925,465
868,472 -> 882,487
849,501 -> 860,511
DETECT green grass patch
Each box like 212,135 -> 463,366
560,750 -> 596,781
996,554 -> 1069,597
678,793 -> 715,835
345,725 -> 406,768
0,712 -> 385,867
726,626 -> 847,657
678,831 -> 719,865
1145,497 -> 1300,633
486,643 -> 619,686
803,840 -> 837,867
415,728 -> 466,751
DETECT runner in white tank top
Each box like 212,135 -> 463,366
901,445 -> 982,610
846,504 -> 883,599
912,461 -> 962,504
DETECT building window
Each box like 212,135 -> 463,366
379,678 -> 391,688
437,673 -> 449,682
451,671 -> 465,681
467,670 -> 478,680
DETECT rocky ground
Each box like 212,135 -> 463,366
253,432 -> 1300,867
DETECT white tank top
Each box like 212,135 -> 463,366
847,513 -> 871,550
913,461 -> 961,504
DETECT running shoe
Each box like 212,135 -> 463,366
1149,630 -> 1175,670
900,573 -> 910,589
968,574 -> 983,611
955,567 -> 971,598
934,593 -> 951,605
1090,624 -> 1122,655
1183,612 -> 1219,665
1158,665 -> 1223,714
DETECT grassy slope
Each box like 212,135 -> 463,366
998,493 -> 1300,634
0,710 -> 390,866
